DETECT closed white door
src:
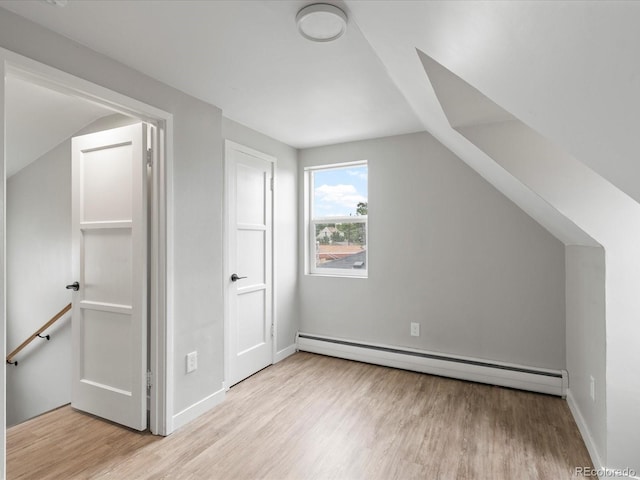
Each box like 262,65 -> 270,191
226,142 -> 274,386
70,123 -> 147,431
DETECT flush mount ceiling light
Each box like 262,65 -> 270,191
296,3 -> 348,43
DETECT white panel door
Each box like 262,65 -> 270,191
71,123 -> 147,431
226,142 -> 274,387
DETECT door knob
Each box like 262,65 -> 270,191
231,273 -> 247,282
66,281 -> 80,291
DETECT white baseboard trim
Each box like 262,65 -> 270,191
297,332 -> 567,397
274,344 -> 297,363
171,386 -> 225,431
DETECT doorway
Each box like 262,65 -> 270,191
1,48 -> 173,478
5,76 -> 147,428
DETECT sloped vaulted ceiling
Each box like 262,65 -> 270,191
347,0 -> 640,204
5,76 -> 108,177
415,49 -> 597,247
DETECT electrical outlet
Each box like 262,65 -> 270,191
186,351 -> 198,373
590,375 -> 595,401
410,322 -> 420,337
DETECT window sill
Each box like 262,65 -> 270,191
305,272 -> 368,279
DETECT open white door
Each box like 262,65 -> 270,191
70,123 -> 147,431
226,141 -> 274,387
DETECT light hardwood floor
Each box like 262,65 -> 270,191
8,352 -> 593,479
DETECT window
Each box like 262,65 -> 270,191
305,161 -> 368,277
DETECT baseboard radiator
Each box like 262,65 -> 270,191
297,333 -> 568,397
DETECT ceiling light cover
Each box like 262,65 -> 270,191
296,4 -> 348,43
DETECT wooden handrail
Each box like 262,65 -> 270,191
6,303 -> 72,366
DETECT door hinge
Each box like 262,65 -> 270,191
146,148 -> 153,167
270,177 -> 274,191
271,323 -> 275,338
146,370 -> 152,389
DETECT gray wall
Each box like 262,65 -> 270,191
6,114 -> 139,427
299,132 -> 567,369
0,7 -> 225,439
170,95 -> 223,416
565,245 -> 606,462
6,140 -> 72,427
222,118 -> 299,355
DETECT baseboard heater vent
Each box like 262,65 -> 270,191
297,333 -> 568,397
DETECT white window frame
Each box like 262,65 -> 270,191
305,161 -> 368,278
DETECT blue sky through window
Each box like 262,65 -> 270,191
313,164 -> 368,217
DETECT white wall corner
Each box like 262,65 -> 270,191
274,344 -> 297,364
171,385 -> 225,432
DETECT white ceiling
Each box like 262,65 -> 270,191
5,76 -> 109,177
0,0 -> 423,149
